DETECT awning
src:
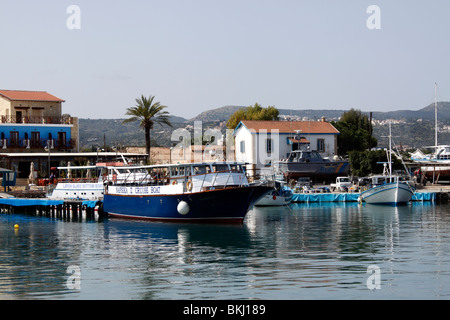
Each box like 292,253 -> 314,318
288,137 -> 310,144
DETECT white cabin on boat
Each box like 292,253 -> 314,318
106,162 -> 250,196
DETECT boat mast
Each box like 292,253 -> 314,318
388,122 -> 392,182
435,82 -> 438,147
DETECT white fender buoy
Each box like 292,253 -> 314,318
177,201 -> 190,215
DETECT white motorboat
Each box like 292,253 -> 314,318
255,180 -> 293,206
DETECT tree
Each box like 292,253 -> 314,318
226,103 -> 279,129
349,149 -> 403,177
331,108 -> 377,155
123,95 -> 172,163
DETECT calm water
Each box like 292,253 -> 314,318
1,202 -> 449,300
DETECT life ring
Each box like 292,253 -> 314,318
172,180 -> 177,185
186,180 -> 193,191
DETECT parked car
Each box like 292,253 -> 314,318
295,177 -> 313,187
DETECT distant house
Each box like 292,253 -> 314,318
233,120 -> 340,177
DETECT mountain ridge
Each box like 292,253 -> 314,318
78,102 -> 450,150
187,101 -> 450,122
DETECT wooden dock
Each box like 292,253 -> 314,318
0,197 -> 105,221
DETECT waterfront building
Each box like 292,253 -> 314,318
0,90 -> 78,152
0,90 -> 146,182
233,120 -> 340,177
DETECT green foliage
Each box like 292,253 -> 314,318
349,150 -> 385,177
226,103 -> 279,129
331,108 -> 377,155
349,149 -> 403,177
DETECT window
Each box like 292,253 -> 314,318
240,140 -> 245,153
317,139 -> 325,152
266,138 -> 273,154
10,131 -> 19,147
31,132 -> 40,147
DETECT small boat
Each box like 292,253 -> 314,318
358,175 -> 415,205
359,123 -> 415,205
255,179 -> 293,206
102,162 -> 272,223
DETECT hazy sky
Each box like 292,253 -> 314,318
1,0 -> 449,119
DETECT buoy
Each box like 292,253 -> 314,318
177,201 -> 190,215
14,224 -> 19,230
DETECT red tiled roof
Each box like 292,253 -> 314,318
240,120 -> 339,134
0,90 -> 65,102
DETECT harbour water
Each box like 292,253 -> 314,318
1,202 -> 449,300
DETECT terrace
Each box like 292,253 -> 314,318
1,115 -> 75,125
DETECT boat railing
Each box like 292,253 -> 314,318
198,170 -> 248,191
56,177 -> 101,184
106,167 -> 248,191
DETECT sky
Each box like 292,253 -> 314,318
1,0 -> 450,119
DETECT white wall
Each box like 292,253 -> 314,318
235,126 -> 338,177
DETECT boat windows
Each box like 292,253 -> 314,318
170,166 -> 178,177
193,165 -> 206,175
213,164 -> 229,172
229,164 -> 242,173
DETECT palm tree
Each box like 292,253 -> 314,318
123,95 -> 172,163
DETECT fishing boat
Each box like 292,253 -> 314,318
273,149 -> 350,182
102,162 -> 272,223
359,123 -> 415,205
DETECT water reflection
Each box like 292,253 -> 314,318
0,202 -> 449,299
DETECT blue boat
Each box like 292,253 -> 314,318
102,162 -> 272,223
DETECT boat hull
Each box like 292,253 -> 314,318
49,182 -> 104,200
278,161 -> 350,181
421,166 -> 450,180
359,182 -> 414,205
255,194 -> 292,206
255,187 -> 293,206
103,185 -> 272,223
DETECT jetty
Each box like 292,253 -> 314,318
0,195 -> 104,221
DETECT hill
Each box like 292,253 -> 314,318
78,102 -> 450,150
